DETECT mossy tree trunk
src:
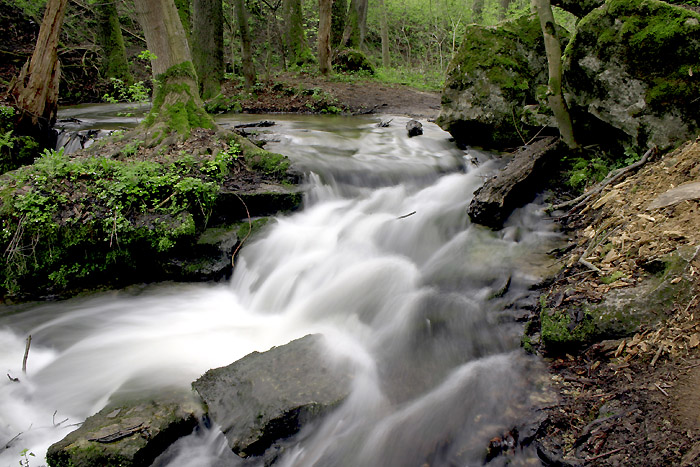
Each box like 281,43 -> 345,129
318,0 -> 333,75
234,0 -> 256,89
192,0 -> 224,99
341,0 -> 367,49
282,0 -> 314,67
8,0 -> 68,149
174,0 -> 192,38
378,0 -> 390,67
533,0 -> 577,149
133,0 -> 214,143
330,0 -> 346,49
95,0 -> 133,84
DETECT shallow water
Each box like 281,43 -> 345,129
0,112 -> 559,466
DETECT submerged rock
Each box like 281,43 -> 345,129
192,334 -> 354,457
564,0 -> 700,150
406,119 -> 423,137
46,389 -> 204,467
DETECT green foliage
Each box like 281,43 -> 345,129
19,448 -> 35,467
102,78 -> 150,104
563,147 -> 642,192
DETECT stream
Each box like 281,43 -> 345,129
0,107 -> 561,466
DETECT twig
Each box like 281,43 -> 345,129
22,335 -> 31,373
552,146 -> 657,213
231,193 -> 252,268
680,361 -> 700,371
587,446 -> 625,461
3,432 -> 22,450
511,107 -> 526,146
7,373 -> 19,383
52,410 -> 69,427
397,211 -> 416,220
650,344 -> 663,367
654,383 -> 669,397
525,125 -> 548,146
578,226 -> 620,275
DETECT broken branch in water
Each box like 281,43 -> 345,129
3,432 -> 22,450
397,211 -> 416,220
232,193 -> 252,268
22,335 -> 31,373
7,373 -> 19,383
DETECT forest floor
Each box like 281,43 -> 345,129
528,140 -> 700,466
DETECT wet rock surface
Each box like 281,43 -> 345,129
46,389 -> 204,467
192,334 -> 354,457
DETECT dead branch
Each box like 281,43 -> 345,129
231,193 -> 252,268
654,383 -> 669,397
587,446 -> 625,461
53,410 -> 69,427
7,373 -> 19,383
578,225 -> 620,275
22,335 -> 32,373
3,432 -> 22,450
88,423 -> 145,443
552,146 -> 657,214
397,211 -> 416,220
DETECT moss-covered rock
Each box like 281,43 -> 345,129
46,389 -> 203,467
540,247 -> 697,352
332,49 -> 375,74
437,15 -> 566,149
564,0 -> 700,150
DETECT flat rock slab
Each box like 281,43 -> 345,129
468,137 -> 561,229
47,389 -> 204,467
647,181 -> 700,210
193,334 -> 354,457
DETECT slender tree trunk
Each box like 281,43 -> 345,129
499,0 -> 513,20
282,0 -> 313,67
533,0 -> 577,148
174,0 -> 191,38
472,0 -> 484,23
234,0 -> 256,89
95,0 -> 132,84
133,0 -> 213,142
378,0 -> 390,67
318,0 -> 333,74
192,0 -> 224,99
330,0 -> 346,49
8,0 -> 69,148
341,0 -> 367,49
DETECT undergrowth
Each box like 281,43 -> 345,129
0,142 -> 242,297
563,147 -> 642,192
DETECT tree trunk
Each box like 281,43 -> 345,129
378,0 -> 390,67
8,0 -> 68,149
533,0 -> 577,149
341,0 -> 367,49
234,0 -> 256,89
499,0 -> 513,20
174,0 -> 191,38
95,0 -> 132,84
133,0 -> 214,142
192,0 -> 224,99
282,0 -> 313,67
472,0 -> 484,23
318,0 -> 333,75
330,0 -> 346,49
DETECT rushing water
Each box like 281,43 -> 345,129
1,112 -> 560,466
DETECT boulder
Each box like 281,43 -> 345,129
46,389 -> 204,467
564,0 -> 700,150
192,334 -> 354,458
332,49 -> 375,74
467,136 -> 561,229
437,15 -> 564,149
406,119 -> 423,137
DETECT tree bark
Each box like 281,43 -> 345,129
378,0 -> 390,67
318,0 -> 333,74
282,0 -> 313,67
8,0 -> 69,142
133,0 -> 214,142
533,0 -> 577,149
95,0 -> 133,84
330,0 -> 346,49
174,0 -> 191,38
234,0 -> 256,89
192,0 -> 224,99
341,0 -> 367,49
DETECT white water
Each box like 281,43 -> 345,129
1,115 -> 559,466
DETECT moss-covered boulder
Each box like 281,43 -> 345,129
332,49 -> 375,74
564,0 -> 700,150
46,389 -> 204,467
551,0 -> 604,17
437,15 -> 564,149
539,247 -> 698,352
